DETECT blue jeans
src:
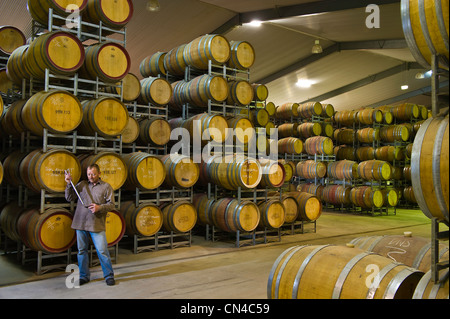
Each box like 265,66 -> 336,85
76,230 -> 114,281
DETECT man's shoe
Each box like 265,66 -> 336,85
79,278 -> 89,286
106,278 -> 115,286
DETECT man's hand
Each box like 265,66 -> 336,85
64,170 -> 72,184
88,203 -> 100,214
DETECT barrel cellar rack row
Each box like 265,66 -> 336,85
0,9 -> 132,274
320,105 -> 426,216
149,36 -> 317,248
0,8 -> 192,273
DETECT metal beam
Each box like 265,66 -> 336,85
299,62 -> 423,103
366,80 -> 449,107
339,39 -> 408,50
256,43 -> 340,84
212,0 -> 400,34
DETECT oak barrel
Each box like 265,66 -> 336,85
288,191 -> 322,222
21,90 -> 82,136
278,137 -> 303,155
322,184 -> 352,206
83,0 -> 133,31
252,83 -> 269,101
183,113 -> 229,144
104,73 -> 141,102
0,202 -> 26,242
122,152 -> 166,191
228,40 -> 255,70
0,99 -> 27,137
227,80 -> 254,106
356,108 -> 383,125
160,201 -> 197,233
164,44 -> 187,76
121,117 -> 140,144
16,207 -> 76,253
357,160 -> 392,181
413,268 -> 449,299
275,103 -> 298,120
159,154 -> 199,189
297,122 -> 322,139
81,41 -> 130,83
210,198 -> 260,233
350,186 -> 384,208
139,52 -> 166,77
277,197 -> 296,226
411,115 -> 448,223
297,102 -> 323,119
401,0 -> 449,70
0,25 -> 26,56
140,77 -> 173,106
304,136 -> 334,156
226,116 -> 255,145
120,201 -> 163,237
349,233 -> 449,272
78,97 -> 129,138
26,31 -> 85,80
268,244 -> 424,299
105,210 -> 125,246
193,193 -> 215,226
138,117 -> 171,146
26,0 -> 88,27
258,199 -> 286,229
5,45 -> 32,84
296,160 -> 327,179
209,155 -> 262,190
19,148 -> 81,193
327,160 -> 359,180
258,159 -> 286,188
78,151 -> 127,191
184,74 -> 228,107
183,34 -> 231,69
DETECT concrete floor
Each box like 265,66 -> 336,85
0,208 -> 444,299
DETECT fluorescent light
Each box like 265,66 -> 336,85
401,85 -> 409,90
296,79 -> 315,88
247,20 -> 262,27
425,70 -> 433,77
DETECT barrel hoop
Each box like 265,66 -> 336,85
412,270 -> 430,299
429,271 -> 447,299
291,245 -> 330,299
418,0 -> 436,55
383,267 -> 418,299
410,117 -> 433,219
435,0 -> 449,50
401,0 -> 429,68
367,236 -> 385,251
332,252 -> 373,299
267,245 -> 299,299
412,243 -> 431,269
432,118 -> 449,220
273,245 -> 306,299
366,261 -> 399,299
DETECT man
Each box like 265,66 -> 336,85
65,164 -> 116,286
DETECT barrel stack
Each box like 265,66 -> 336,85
0,0 -> 138,271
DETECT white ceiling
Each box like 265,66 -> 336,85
0,0 -> 447,111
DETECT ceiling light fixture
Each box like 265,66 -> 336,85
312,40 -> 323,54
247,20 -> 263,27
401,85 -> 409,90
296,79 -> 315,88
146,0 -> 160,12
